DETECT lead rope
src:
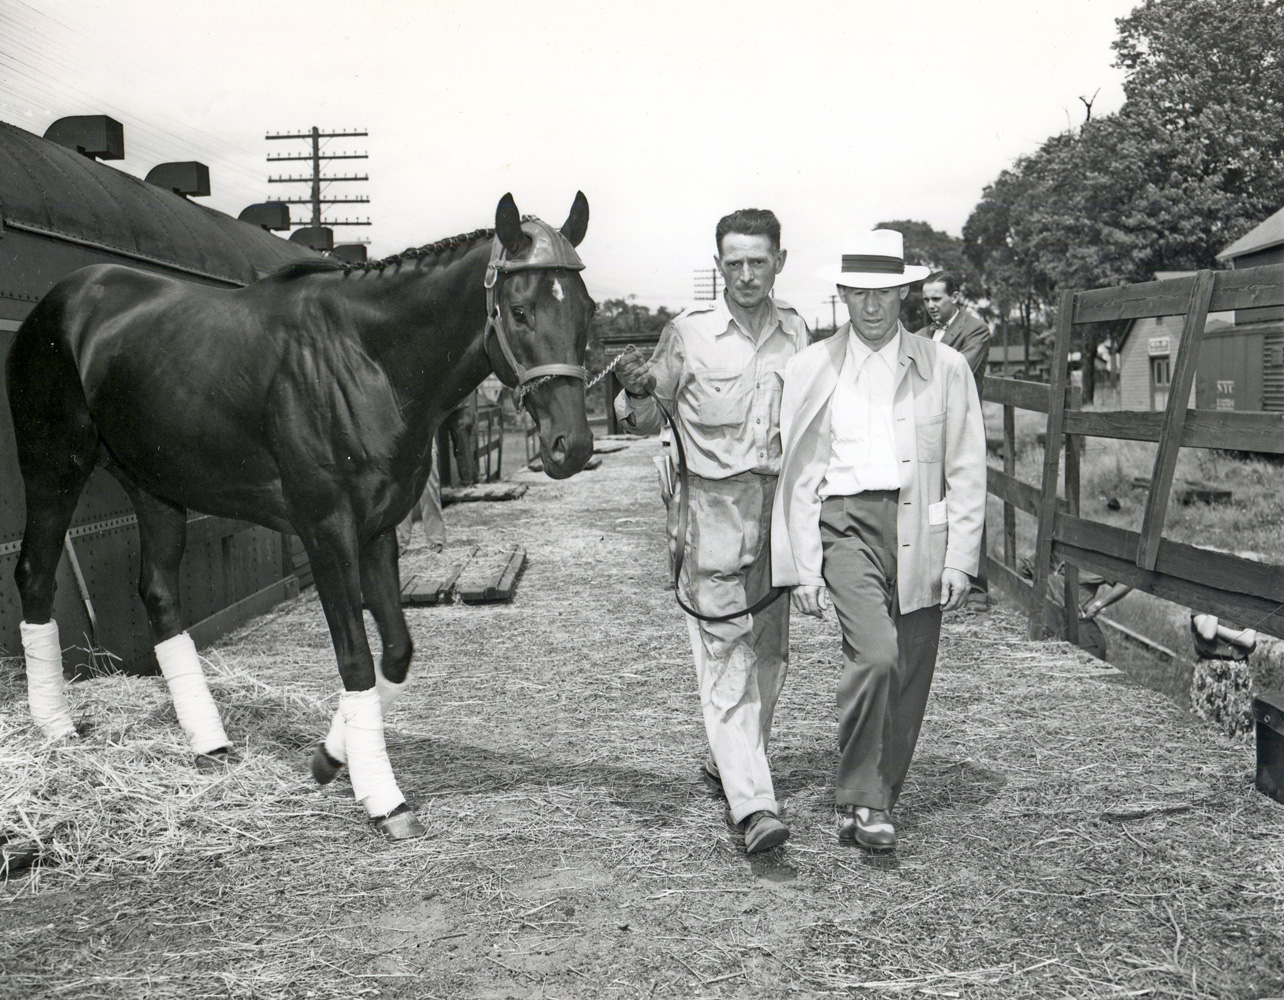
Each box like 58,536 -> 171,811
640,383 -> 785,624
516,352 -> 625,410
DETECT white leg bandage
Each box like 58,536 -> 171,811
341,688 -> 406,818
21,620 -> 76,740
155,632 -> 229,756
323,672 -> 408,766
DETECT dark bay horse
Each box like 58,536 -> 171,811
7,193 -> 595,839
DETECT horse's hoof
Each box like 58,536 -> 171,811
195,747 -> 233,772
374,803 -> 426,841
310,744 -> 344,786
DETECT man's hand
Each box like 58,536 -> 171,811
615,346 -> 655,397
939,568 -> 970,611
791,585 -> 831,618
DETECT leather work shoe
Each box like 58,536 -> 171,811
700,754 -> 725,798
741,810 -> 789,854
837,805 -> 896,851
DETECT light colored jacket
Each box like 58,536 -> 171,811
771,323 -> 986,614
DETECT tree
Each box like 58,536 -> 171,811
875,219 -> 975,331
963,0 -> 1284,401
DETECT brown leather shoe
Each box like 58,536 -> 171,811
837,805 -> 896,851
741,810 -> 789,854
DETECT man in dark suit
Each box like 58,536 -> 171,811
918,271 -> 990,381
917,271 -> 992,610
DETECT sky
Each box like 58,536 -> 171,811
0,0 -> 1138,325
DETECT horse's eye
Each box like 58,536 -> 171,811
511,306 -> 528,325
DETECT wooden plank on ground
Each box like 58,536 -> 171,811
593,440 -> 631,453
401,545 -> 478,605
441,483 -> 529,505
456,544 -> 527,604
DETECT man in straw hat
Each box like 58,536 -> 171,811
772,229 -> 986,851
613,208 -> 809,854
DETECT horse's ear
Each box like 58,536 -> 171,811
560,191 -> 589,247
496,193 -> 530,255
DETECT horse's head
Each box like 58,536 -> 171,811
486,192 -> 596,480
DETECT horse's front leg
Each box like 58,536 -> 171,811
300,516 -> 425,840
312,528 -> 414,783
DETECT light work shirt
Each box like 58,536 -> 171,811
820,326 -> 903,496
615,295 -> 808,479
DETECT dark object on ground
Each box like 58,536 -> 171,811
1253,691 -> 1284,804
1106,496 -> 1121,511
1131,476 -> 1232,505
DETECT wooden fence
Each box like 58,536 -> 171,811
983,262 -> 1284,643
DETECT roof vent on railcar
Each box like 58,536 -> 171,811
43,114 -> 124,160
332,244 -> 367,264
290,227 -> 334,251
145,161 -> 211,198
238,202 -> 292,231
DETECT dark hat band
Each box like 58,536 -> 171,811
841,254 -> 904,274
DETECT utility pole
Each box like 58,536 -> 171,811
693,267 -> 723,301
265,126 -> 371,242
829,295 -> 838,331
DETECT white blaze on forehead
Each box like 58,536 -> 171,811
550,278 -> 565,302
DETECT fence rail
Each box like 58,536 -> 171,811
981,261 -> 1284,644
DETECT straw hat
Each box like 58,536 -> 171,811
817,229 -> 931,289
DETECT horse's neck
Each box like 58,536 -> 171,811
349,243 -> 494,423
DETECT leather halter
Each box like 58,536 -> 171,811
484,217 -> 588,401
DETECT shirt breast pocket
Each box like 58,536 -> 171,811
916,411 -> 946,462
689,369 -> 748,428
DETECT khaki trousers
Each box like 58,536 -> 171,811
820,492 -> 941,812
682,472 -> 789,823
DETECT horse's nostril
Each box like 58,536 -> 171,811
549,436 -> 568,464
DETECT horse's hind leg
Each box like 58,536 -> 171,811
115,478 -> 231,763
312,527 -> 413,785
9,323 -> 99,739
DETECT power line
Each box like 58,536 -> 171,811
265,126 -> 371,236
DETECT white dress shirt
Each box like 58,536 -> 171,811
820,328 -> 902,497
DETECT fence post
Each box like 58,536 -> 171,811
1136,269 -> 1215,571
1063,385 -> 1082,646
1028,289 -> 1076,640
1003,402 -> 1016,570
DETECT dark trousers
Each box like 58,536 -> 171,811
820,492 -> 942,812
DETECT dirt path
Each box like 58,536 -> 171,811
2,437 -> 1280,999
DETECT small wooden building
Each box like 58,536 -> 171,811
1117,271 -> 1235,411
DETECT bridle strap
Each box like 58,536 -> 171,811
483,233 -> 588,399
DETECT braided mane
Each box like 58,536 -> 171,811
270,228 -> 495,281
